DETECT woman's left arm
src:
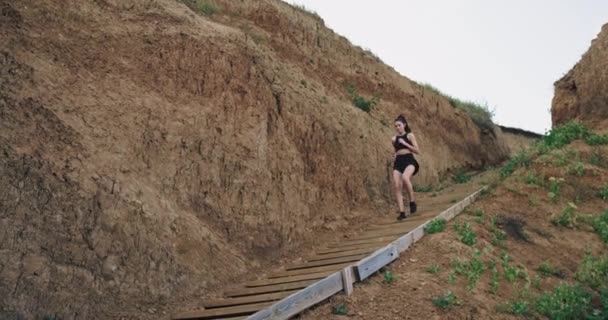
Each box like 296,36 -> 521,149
406,133 -> 420,155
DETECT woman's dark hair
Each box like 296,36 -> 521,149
394,114 -> 412,133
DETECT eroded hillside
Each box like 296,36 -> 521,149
1,0 -> 517,318
553,23 -> 608,132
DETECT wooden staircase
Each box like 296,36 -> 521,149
173,188 -> 484,320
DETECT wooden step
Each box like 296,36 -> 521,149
367,213 -> 437,230
268,263 -> 352,278
358,219 -> 425,235
343,227 -> 413,241
224,280 -> 317,298
326,236 -> 399,248
286,254 -> 367,270
317,242 -> 384,255
203,290 -> 298,308
173,301 -> 271,320
307,247 -> 376,261
371,206 -> 448,226
245,271 -> 334,287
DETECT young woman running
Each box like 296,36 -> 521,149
392,114 -> 420,220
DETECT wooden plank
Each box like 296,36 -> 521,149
245,271 -> 334,287
366,218 -> 426,231
354,244 -> 399,281
326,235 -> 398,248
392,231 -> 414,253
268,263 -> 352,278
345,226 -> 414,241
370,215 -> 430,227
367,212 -> 441,230
440,206 -> 457,220
286,254 -> 367,270
204,291 -> 298,308
224,280 -> 317,298
370,205 -> 448,226
306,247 -> 376,261
316,242 -> 384,255
411,224 -> 425,242
245,272 -> 343,320
341,267 -> 354,296
173,301 -> 272,320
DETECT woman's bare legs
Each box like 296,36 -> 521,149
401,165 -> 416,213
392,170 -> 405,213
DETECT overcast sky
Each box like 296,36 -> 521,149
283,0 -> 608,134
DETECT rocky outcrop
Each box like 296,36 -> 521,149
553,23 -> 608,132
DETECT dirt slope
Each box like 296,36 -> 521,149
498,126 -> 542,154
1,0 -> 514,319
301,141 -> 608,320
553,23 -> 608,132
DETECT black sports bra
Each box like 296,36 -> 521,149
393,134 -> 412,151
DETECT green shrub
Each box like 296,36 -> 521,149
447,271 -> 456,284
535,283 -> 592,319
500,251 -> 513,265
600,288 -> 608,316
551,150 -> 569,167
592,210 -> 608,243
589,148 -> 606,167
568,161 -> 586,176
426,264 -> 440,274
489,264 -> 500,294
542,120 -> 608,151
450,250 -> 486,290
433,290 -> 459,309
497,300 -> 530,316
471,209 -> 485,217
500,150 -> 532,179
499,252 -> 518,282
383,270 -> 394,284
181,0 -> 218,15
346,84 -> 378,113
576,253 -> 608,291
453,170 -> 471,184
547,177 -> 564,203
532,275 -> 541,289
448,97 -> 495,130
465,250 -> 486,289
332,303 -> 347,315
454,222 -> 477,246
424,218 -> 447,234
552,203 -> 578,228
599,186 -> 608,201
488,215 -> 507,247
537,261 -> 565,278
504,265 -> 518,283
420,83 -> 494,130
585,133 -> 608,146
525,170 -> 543,186
543,121 -> 590,149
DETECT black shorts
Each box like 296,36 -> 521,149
393,154 -> 419,175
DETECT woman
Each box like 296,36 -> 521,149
392,114 -> 420,220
